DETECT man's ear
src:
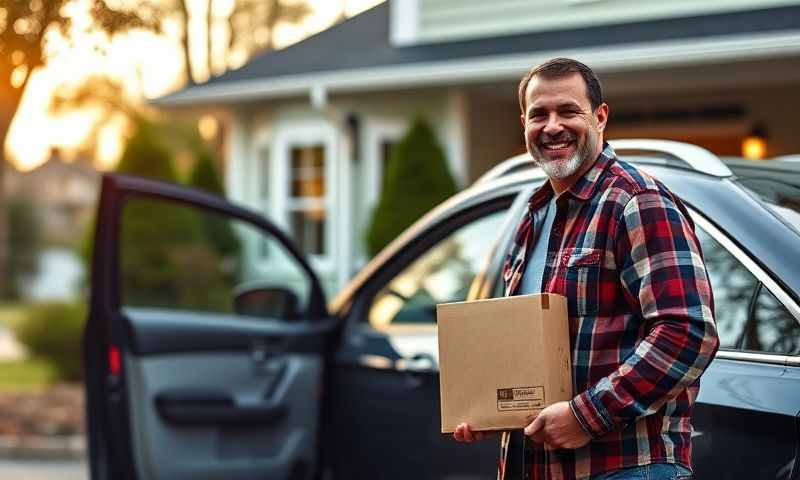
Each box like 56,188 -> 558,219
520,113 -> 526,128
595,103 -> 609,133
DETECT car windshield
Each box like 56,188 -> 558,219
723,158 -> 800,236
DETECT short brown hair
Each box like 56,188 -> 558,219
518,58 -> 603,113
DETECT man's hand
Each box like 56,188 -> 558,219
453,423 -> 493,443
524,401 -> 591,449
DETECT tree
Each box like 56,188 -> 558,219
365,117 -> 458,256
228,0 -> 311,55
4,193 -> 42,300
114,119 -> 207,308
186,143 -> 240,259
0,0 -> 158,298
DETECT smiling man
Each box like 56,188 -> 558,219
454,58 -> 719,480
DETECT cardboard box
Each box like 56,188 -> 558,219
437,293 -> 572,433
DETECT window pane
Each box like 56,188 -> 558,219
368,209 -> 506,328
290,208 -> 325,256
695,227 -> 759,349
735,173 -> 800,233
291,145 -> 325,198
746,287 -> 800,355
120,197 -> 311,320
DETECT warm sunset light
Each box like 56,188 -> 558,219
198,114 -> 219,141
5,0 -> 384,171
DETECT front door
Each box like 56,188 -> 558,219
83,174 -> 335,480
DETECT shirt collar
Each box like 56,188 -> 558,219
528,142 -> 617,211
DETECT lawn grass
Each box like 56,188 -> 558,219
0,303 -> 27,330
0,358 -> 54,391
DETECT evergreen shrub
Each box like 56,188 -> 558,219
14,302 -> 86,382
365,117 -> 457,256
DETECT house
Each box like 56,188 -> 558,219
4,152 -> 99,300
156,0 -> 800,295
5,151 -> 99,246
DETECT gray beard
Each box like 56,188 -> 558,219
535,151 -> 584,179
531,130 -> 597,180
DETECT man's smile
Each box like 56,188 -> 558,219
537,137 -> 577,159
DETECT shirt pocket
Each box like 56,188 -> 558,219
560,248 -> 602,315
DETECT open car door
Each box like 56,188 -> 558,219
83,174 -> 336,480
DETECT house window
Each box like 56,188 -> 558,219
288,145 -> 326,256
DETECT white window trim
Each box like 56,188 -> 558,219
269,121 -> 338,274
356,117 -> 408,267
364,117 -> 407,211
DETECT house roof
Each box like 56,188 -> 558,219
156,3 -> 800,106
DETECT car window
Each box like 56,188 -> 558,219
367,209 -> 507,329
746,286 -> 800,355
726,160 -> 800,235
696,224 -> 800,355
120,196 -> 311,320
695,226 -> 759,349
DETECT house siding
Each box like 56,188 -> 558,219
411,0 -> 800,44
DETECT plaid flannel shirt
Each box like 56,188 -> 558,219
502,143 -> 719,480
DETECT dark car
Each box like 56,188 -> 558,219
84,140 -> 800,480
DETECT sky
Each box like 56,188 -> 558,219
7,0 -> 384,172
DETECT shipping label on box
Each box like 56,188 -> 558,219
437,293 -> 572,433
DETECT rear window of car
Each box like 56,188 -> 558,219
735,176 -> 800,234
726,161 -> 800,236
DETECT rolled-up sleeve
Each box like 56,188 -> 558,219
570,190 -> 719,438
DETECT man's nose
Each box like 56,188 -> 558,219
542,113 -> 563,135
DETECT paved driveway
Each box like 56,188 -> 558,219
0,459 -> 87,480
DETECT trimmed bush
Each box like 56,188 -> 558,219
366,117 -> 458,256
14,302 -> 86,382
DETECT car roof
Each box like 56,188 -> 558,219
332,141 -> 800,312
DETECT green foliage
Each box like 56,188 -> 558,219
115,120 -> 181,182
13,302 -> 86,382
3,194 -> 43,300
366,117 -> 458,256
188,145 -> 226,195
0,359 -> 55,391
186,146 -> 241,265
106,119 -> 204,308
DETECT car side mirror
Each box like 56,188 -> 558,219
233,286 -> 301,321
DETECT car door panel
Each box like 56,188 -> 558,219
330,333 -> 499,479
125,351 -> 321,480
124,309 -> 336,355
86,174 -> 331,480
328,199 -> 514,479
693,358 -> 800,480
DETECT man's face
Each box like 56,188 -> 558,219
520,73 -> 608,180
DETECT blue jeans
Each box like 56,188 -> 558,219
591,463 -> 693,480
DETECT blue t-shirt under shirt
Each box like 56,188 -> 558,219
519,196 -> 557,294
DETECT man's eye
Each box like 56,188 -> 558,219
561,110 -> 579,117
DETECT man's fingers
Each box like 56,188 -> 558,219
463,425 -> 475,442
454,423 -> 466,442
524,413 -> 545,437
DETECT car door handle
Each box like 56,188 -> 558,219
396,353 -> 438,374
154,388 -> 288,426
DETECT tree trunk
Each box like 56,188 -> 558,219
0,80 -> 26,299
207,0 -> 214,77
179,0 -> 196,85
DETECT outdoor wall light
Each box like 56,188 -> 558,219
742,124 -> 767,160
